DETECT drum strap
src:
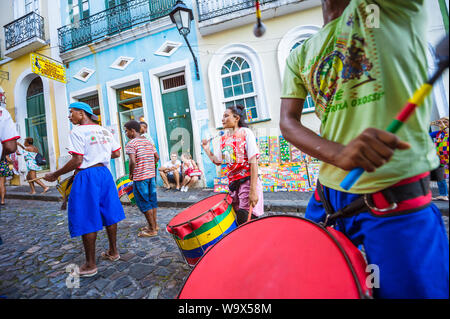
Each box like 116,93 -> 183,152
316,172 -> 431,226
60,175 -> 75,210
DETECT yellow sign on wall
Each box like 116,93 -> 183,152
31,53 -> 67,83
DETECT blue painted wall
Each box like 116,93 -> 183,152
60,0 -> 216,187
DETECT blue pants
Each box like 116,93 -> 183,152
437,180 -> 448,196
306,185 -> 449,299
133,177 -> 157,213
68,166 -> 126,237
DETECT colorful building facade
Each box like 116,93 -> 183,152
1,0 -> 68,185
58,0 -> 215,186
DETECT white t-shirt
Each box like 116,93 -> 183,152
164,159 -> 181,174
0,107 -> 19,157
68,124 -> 121,169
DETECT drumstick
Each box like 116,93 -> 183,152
340,35 -> 449,191
253,0 -> 266,37
247,206 -> 253,223
27,177 -> 44,183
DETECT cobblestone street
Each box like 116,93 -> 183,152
0,199 -> 193,299
0,199 -> 448,299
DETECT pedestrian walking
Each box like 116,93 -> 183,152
17,138 -> 49,194
279,0 -> 449,298
202,104 -> 264,225
124,120 -> 160,237
43,102 -> 125,277
0,155 -> 14,205
0,106 -> 20,244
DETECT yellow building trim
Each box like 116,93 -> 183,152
49,80 -> 60,162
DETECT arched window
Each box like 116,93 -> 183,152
209,43 -> 269,128
289,40 -> 315,113
221,56 -> 258,122
278,25 -> 321,114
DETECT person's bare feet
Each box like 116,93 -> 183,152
42,187 -> 49,194
101,251 -> 120,261
138,229 -> 158,237
30,191 -> 36,195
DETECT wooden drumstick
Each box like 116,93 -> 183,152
27,177 -> 44,183
247,206 -> 253,223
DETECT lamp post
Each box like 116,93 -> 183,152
169,0 -> 200,80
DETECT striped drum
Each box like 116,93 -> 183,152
166,194 -> 238,267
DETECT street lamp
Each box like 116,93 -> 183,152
169,0 -> 200,80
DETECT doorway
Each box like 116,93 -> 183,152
160,73 -> 193,158
25,77 -> 49,170
117,84 -> 144,174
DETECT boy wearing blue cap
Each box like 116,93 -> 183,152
44,102 -> 125,277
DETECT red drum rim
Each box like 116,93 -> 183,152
177,215 -> 368,299
167,193 -> 231,228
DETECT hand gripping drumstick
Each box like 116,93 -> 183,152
201,131 -> 224,146
340,35 -> 449,191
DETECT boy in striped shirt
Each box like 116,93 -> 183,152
125,120 -> 160,237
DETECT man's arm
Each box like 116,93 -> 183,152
128,153 -> 136,180
43,154 -> 83,182
154,151 -> 159,164
1,140 -> 18,159
279,98 -> 410,173
111,149 -> 121,159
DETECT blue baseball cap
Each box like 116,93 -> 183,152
69,101 -> 99,121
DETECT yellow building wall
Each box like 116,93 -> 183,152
196,6 -> 324,135
0,46 -> 60,185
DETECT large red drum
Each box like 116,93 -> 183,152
178,215 -> 372,299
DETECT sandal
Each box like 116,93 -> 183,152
101,251 -> 120,261
79,267 -> 98,277
138,230 -> 158,237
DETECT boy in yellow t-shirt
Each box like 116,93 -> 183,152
280,0 -> 448,298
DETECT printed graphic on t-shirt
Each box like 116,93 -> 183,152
299,3 -> 383,125
220,130 -> 251,183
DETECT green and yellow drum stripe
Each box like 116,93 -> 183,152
175,206 -> 236,250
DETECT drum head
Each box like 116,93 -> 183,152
167,193 -> 229,228
178,215 -> 364,299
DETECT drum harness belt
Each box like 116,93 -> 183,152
60,163 -> 104,210
315,173 -> 431,227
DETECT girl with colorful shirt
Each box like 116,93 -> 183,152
202,105 -> 264,225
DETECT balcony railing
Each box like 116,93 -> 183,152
196,0 -> 278,22
4,11 -> 45,51
58,0 -> 177,53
